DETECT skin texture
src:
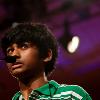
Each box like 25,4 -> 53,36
6,42 -> 52,100
7,42 -> 42,78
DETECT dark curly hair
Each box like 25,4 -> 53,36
1,23 -> 58,76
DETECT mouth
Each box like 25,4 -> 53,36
11,62 -> 23,70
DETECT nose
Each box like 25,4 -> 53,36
6,48 -> 20,63
7,44 -> 21,59
11,48 -> 20,58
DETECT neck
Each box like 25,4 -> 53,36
18,72 -> 48,100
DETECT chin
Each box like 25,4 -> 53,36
10,69 -> 25,79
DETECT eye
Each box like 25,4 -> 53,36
19,42 -> 30,50
6,48 -> 14,54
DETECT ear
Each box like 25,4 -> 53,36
43,49 -> 52,62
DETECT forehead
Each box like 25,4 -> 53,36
7,42 -> 32,48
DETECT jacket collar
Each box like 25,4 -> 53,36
33,80 -> 59,96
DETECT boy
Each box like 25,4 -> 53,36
1,23 -> 92,100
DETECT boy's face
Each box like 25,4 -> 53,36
6,42 -> 44,79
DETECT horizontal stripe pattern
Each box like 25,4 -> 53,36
53,91 -> 83,99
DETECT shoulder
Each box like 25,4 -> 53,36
59,84 -> 86,92
57,84 -> 92,100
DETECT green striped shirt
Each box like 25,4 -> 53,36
12,80 -> 92,100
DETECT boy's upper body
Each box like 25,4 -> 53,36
1,23 -> 92,100
12,80 -> 92,100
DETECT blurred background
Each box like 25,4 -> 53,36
0,0 -> 100,99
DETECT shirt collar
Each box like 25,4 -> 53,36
32,80 -> 59,96
13,80 -> 59,100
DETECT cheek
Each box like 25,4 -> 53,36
21,49 -> 40,67
6,63 -> 11,68
6,63 -> 12,71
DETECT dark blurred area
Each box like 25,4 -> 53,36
0,0 -> 100,99
0,0 -> 47,32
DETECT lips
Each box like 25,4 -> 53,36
11,62 -> 23,70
